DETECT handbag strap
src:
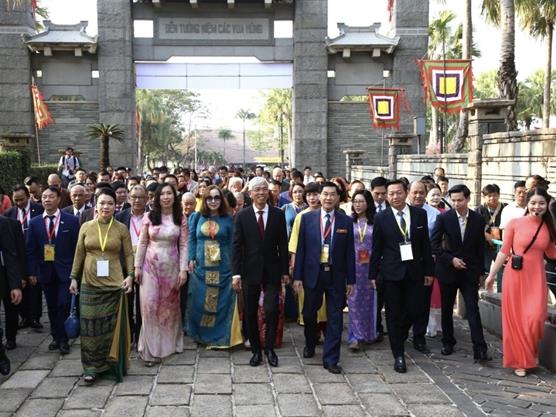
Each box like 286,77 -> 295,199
513,219 -> 544,256
70,293 -> 77,312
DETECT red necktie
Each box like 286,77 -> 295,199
257,210 -> 265,239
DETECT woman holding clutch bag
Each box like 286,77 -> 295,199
185,185 -> 242,348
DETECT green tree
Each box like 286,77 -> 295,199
218,129 -> 233,162
259,89 -> 292,167
86,123 -> 125,171
473,70 -> 498,99
236,109 -> 256,169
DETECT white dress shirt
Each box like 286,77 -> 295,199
42,209 -> 61,237
320,208 -> 335,245
456,210 -> 469,241
252,203 -> 269,229
391,205 -> 411,240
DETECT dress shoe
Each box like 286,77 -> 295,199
265,349 -> 279,367
0,346 -> 10,376
441,345 -> 454,356
394,356 -> 407,373
48,340 -> 60,351
30,320 -> 43,330
302,346 -> 315,358
59,342 -> 70,355
249,351 -> 262,367
375,332 -> 384,343
474,351 -> 492,363
5,340 -> 16,351
18,319 -> 31,329
324,363 -> 342,374
413,343 -> 430,354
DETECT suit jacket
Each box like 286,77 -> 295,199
293,209 -> 356,289
80,207 -> 95,226
232,205 -> 289,285
4,202 -> 44,235
0,216 -> 24,299
430,209 -> 486,284
26,211 -> 80,284
61,205 -> 87,222
369,205 -> 434,281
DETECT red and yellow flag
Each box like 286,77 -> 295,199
31,84 -> 54,130
367,87 -> 409,130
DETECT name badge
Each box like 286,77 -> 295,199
399,242 -> 414,262
44,244 -> 55,262
357,248 -> 370,264
96,259 -> 109,277
320,244 -> 330,264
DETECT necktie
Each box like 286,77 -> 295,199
48,215 -> 56,241
257,210 -> 265,239
398,211 -> 407,238
324,213 -> 331,245
378,204 -> 383,212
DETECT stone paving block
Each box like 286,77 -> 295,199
164,350 -> 196,365
31,376 -> 77,398
233,365 -> 270,383
158,365 -> 195,384
376,365 -> 430,384
322,405 -> 367,417
277,394 -> 319,417
151,383 -> 192,406
234,383 -> 274,405
346,374 -> 391,393
231,350 -> 253,365
0,388 -> 32,412
182,336 -> 197,350
198,348 -> 230,358
272,373 -> 312,393
64,384 -> 113,409
114,375 -> 154,396
57,411 -> 101,417
391,383 -> 452,404
127,358 -> 160,375
197,357 -> 230,374
50,359 -> 83,377
1,370 -> 49,389
190,394 -> 232,417
270,356 -> 303,374
305,365 -> 346,383
14,398 -> 64,417
410,404 -> 465,417
341,357 -> 378,374
235,405 -> 276,417
19,353 -> 59,370
314,383 -> 359,405
359,393 -> 409,416
104,395 -> 148,417
195,373 -> 232,394
145,406 -> 190,417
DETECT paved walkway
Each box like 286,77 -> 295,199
0,313 -> 555,417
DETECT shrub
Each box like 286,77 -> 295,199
0,150 -> 30,192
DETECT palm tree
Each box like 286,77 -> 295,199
260,89 -> 292,167
236,109 -> 256,170
517,0 -> 556,128
218,128 -> 233,162
86,123 -> 125,171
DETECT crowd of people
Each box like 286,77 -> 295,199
0,159 -> 554,384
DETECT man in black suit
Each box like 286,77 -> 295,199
4,185 -> 43,334
232,177 -> 289,368
61,183 -> 88,221
430,184 -> 492,362
0,215 -> 23,374
369,179 -> 434,373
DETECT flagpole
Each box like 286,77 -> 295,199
441,34 -> 448,154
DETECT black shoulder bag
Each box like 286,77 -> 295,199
511,220 -> 544,270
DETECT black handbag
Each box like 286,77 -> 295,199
64,294 -> 80,339
511,220 -> 543,270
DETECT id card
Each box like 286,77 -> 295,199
96,259 -> 109,277
320,244 -> 330,264
44,244 -> 55,262
357,248 -> 370,264
399,242 -> 414,262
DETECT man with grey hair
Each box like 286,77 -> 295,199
272,167 -> 289,193
181,192 -> 196,217
62,184 -> 88,220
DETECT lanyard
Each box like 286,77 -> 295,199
320,212 -> 335,244
19,207 -> 29,226
357,218 -> 368,243
44,214 -> 60,243
394,209 -> 409,241
130,214 -> 143,239
97,217 -> 114,255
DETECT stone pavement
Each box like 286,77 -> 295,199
1,314 -> 555,417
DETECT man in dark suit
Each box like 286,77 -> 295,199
4,185 -> 43,333
369,179 -> 434,373
26,186 -> 79,355
232,177 -> 289,368
293,181 -> 355,374
0,215 -> 23,374
430,184 -> 492,362
61,183 -> 88,221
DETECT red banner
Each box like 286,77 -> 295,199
367,87 -> 409,130
387,0 -> 394,22
31,84 -> 54,130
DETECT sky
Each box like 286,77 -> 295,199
39,0 -> 550,130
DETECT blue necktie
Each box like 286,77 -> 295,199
324,213 -> 331,245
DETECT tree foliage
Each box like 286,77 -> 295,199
86,123 -> 125,171
258,89 -> 292,166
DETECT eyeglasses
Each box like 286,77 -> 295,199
206,196 -> 221,202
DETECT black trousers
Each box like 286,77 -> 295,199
42,273 -> 71,343
19,282 -> 43,322
440,277 -> 487,354
243,278 -> 279,353
1,295 -> 18,342
412,283 -> 433,345
383,275 -> 425,358
375,276 -> 385,334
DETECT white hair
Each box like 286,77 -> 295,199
248,176 -> 269,191
181,192 -> 195,201
228,177 -> 244,189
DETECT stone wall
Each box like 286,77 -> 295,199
395,154 -> 468,184
37,101 -> 100,169
327,101 -> 387,177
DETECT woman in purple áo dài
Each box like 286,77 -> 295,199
347,189 -> 377,351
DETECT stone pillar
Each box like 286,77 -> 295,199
0,1 -> 34,139
343,150 -> 364,181
386,132 -> 416,179
292,0 -> 328,174
465,99 -> 512,207
97,0 -> 135,170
